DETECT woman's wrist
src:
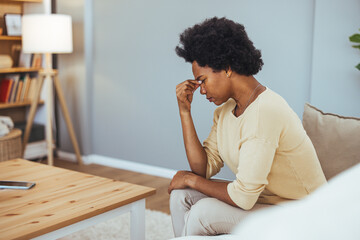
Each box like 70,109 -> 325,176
179,109 -> 191,117
185,172 -> 199,189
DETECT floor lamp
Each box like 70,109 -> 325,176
21,14 -> 83,165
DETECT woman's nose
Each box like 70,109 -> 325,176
200,84 -> 206,95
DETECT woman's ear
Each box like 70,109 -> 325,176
225,67 -> 232,78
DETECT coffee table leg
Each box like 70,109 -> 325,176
130,199 -> 145,240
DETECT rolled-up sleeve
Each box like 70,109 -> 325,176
203,108 -> 224,179
227,138 -> 276,210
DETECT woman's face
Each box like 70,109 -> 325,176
192,61 -> 231,105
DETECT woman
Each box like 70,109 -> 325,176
168,17 -> 326,237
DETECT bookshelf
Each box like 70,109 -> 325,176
0,0 -> 47,160
0,101 -> 43,109
0,36 -> 22,41
5,0 -> 43,2
0,67 -> 43,116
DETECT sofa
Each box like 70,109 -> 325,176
172,103 -> 360,240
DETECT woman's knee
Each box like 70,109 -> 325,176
170,189 -> 188,210
184,198 -> 218,235
184,198 -> 245,236
170,189 -> 207,211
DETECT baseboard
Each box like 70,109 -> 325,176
87,154 -> 176,179
57,151 -> 82,163
57,152 -> 176,179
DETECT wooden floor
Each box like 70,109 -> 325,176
53,158 -> 171,214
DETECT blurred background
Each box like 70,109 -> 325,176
56,0 -> 360,179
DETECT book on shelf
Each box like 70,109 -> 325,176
26,78 -> 37,101
7,74 -> 20,103
5,78 -> 14,102
24,140 -> 53,160
19,74 -> 27,101
0,79 -> 11,103
15,79 -> 23,102
0,74 -> 40,104
9,78 -> 18,103
21,74 -> 31,101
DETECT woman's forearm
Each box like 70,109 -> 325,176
185,173 -> 237,207
180,111 -> 208,178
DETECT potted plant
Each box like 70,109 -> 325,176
349,29 -> 360,71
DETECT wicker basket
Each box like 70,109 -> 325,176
0,128 -> 22,162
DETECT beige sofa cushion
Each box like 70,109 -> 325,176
302,103 -> 360,180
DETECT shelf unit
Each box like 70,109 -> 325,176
0,36 -> 22,41
0,67 -> 44,112
0,69 -> 45,123
1,0 -> 46,160
0,67 -> 41,73
0,101 -> 44,109
5,0 -> 42,2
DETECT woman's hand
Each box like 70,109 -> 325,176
176,80 -> 201,114
168,170 -> 196,194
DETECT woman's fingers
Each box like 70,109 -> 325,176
176,80 -> 201,90
176,80 -> 201,96
176,87 -> 196,99
176,79 -> 202,112
176,84 -> 196,95
179,90 -> 194,103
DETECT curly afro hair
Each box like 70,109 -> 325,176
175,17 -> 263,76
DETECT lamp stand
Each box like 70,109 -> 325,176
22,53 -> 83,165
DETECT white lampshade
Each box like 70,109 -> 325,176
22,14 -> 73,53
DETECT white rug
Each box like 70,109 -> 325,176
60,209 -> 175,240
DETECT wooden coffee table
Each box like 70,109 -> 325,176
0,159 -> 156,240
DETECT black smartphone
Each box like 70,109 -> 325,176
0,180 -> 36,190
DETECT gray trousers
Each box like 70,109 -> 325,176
170,189 -> 272,237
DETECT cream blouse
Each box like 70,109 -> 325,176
203,88 -> 327,210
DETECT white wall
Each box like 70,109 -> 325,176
58,0 -> 360,179
90,0 -> 314,178
56,0 -> 91,155
311,0 -> 360,117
